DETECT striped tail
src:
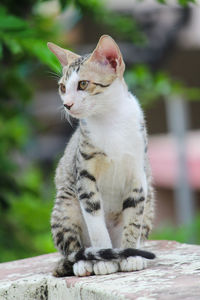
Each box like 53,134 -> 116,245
68,247 -> 155,263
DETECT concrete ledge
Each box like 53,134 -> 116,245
1,240 -> 200,300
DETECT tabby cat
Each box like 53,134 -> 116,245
47,35 -> 155,277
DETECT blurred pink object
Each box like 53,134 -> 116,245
148,131 -> 200,189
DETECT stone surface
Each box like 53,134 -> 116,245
0,240 -> 200,300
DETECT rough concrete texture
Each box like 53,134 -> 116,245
0,240 -> 200,300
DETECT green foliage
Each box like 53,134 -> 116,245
0,1 -> 60,262
125,65 -> 200,107
59,0 -> 195,42
0,167 -> 55,262
72,0 -> 144,43
157,0 -> 196,5
0,5 -> 61,73
151,214 -> 200,244
0,1 -> 62,212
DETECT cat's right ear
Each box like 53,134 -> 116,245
88,35 -> 125,78
47,42 -> 80,66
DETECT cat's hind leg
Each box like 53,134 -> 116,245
53,257 -> 73,277
53,258 -> 93,277
51,186 -> 90,276
120,176 -> 150,272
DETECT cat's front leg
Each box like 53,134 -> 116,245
76,163 -> 119,275
77,168 -> 112,248
120,173 -> 149,272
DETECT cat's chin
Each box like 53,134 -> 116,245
68,111 -> 86,119
67,110 -> 81,117
69,111 -> 93,119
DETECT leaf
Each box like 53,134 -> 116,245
3,37 -> 22,54
0,6 -> 28,31
21,39 -> 61,73
178,0 -> 196,6
0,42 -> 2,59
156,0 -> 166,3
59,0 -> 73,10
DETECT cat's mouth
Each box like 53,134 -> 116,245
68,110 -> 82,119
64,106 -> 79,117
65,107 -> 91,119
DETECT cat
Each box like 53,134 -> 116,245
47,35 -> 155,277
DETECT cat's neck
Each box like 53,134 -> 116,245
80,78 -> 143,158
86,79 -> 133,125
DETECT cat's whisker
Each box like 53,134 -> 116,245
59,105 -> 73,127
57,105 -> 64,112
64,110 -> 74,128
60,109 -> 65,121
45,70 -> 62,82
46,70 -> 61,77
46,75 -> 60,81
57,105 -> 67,121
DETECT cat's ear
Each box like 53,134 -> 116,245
47,42 -> 80,66
88,35 -> 125,77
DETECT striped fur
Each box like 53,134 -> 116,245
48,35 -> 155,277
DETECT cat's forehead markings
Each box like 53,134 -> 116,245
65,54 -> 91,80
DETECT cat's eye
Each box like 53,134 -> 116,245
78,80 -> 89,91
60,83 -> 66,93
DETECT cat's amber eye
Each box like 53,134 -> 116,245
78,80 -> 89,91
60,83 -> 66,93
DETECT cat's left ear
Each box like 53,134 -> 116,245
47,42 -> 80,66
88,35 -> 125,78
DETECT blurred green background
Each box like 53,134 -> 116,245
1,0 -> 200,263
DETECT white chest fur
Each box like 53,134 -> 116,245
86,89 -> 144,212
82,85 -> 145,248
87,87 -> 143,156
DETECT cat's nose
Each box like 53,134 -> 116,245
64,103 -> 74,110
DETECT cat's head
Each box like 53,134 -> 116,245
47,35 -> 125,119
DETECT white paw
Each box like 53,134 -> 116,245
73,260 -> 93,277
119,256 -> 147,272
93,261 -> 119,275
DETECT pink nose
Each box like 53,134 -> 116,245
64,103 -> 74,110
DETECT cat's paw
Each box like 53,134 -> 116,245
119,256 -> 147,272
73,260 -> 93,277
93,261 -> 119,275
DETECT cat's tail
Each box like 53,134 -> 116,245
68,247 -> 155,263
